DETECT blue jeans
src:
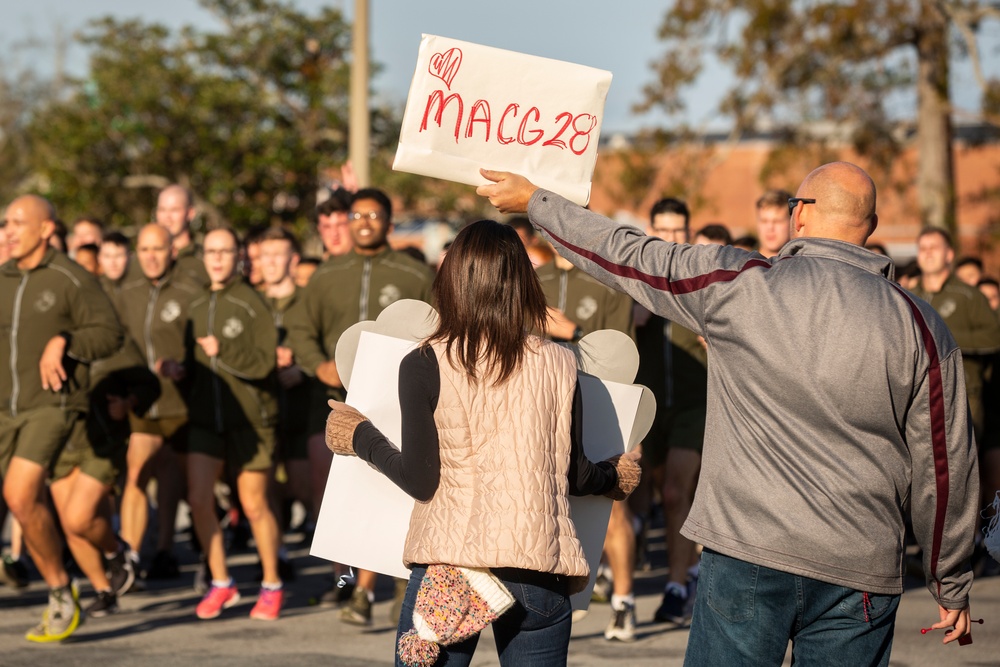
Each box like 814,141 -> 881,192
394,565 -> 572,667
685,549 -> 900,667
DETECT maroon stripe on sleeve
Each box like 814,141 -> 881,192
891,284 -> 949,583
541,227 -> 771,294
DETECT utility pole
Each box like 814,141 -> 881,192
350,0 -> 370,187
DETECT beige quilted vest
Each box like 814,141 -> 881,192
402,336 -> 591,593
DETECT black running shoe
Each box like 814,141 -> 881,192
654,588 -> 689,625
107,549 -> 137,596
0,554 -> 29,588
85,590 -> 120,618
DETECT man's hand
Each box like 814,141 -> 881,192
476,169 -> 538,214
157,358 -> 186,381
316,359 -> 342,389
930,605 -> 972,645
197,335 -> 219,358
39,335 -> 68,392
545,307 -> 578,340
277,365 -> 305,389
276,346 -> 294,369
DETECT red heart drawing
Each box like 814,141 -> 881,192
428,47 -> 463,90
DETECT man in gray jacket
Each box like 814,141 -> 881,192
478,162 -> 977,665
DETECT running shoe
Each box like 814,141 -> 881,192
106,548 -> 137,597
339,586 -> 372,626
590,570 -> 612,603
0,554 -> 29,588
85,590 -> 120,618
195,582 -> 241,619
604,602 -> 637,642
25,581 -> 83,642
653,586 -> 689,625
250,587 -> 284,621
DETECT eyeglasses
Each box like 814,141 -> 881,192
787,198 -> 816,216
350,211 -> 383,222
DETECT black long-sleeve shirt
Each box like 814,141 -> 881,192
353,346 -> 618,502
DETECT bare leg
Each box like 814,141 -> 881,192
3,457 -> 68,588
120,432 -> 163,553
154,446 -> 185,554
662,448 -> 701,588
187,453 -> 228,583
50,469 -> 113,590
237,470 -> 281,585
604,500 -> 635,597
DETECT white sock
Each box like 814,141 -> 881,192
212,578 -> 233,589
611,593 -> 635,610
261,581 -> 283,591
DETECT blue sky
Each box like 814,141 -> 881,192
1,0 -> 995,135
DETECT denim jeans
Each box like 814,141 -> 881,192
394,565 -> 572,667
685,549 -> 900,667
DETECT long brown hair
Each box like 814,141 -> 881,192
425,220 -> 548,385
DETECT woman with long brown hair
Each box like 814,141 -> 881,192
326,219 -> 640,667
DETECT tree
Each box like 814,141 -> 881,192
22,0 -> 396,231
638,0 -> 1000,232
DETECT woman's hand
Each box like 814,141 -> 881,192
603,450 -> 642,500
325,400 -> 370,457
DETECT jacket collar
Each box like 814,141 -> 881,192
2,246 -> 59,276
777,238 -> 895,281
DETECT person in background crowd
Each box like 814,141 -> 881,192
294,257 -> 320,287
866,243 -> 889,256
978,277 -> 1000,312
98,232 -> 131,297
155,184 -> 209,289
754,189 -> 793,258
68,217 -> 105,258
639,197 -> 709,627
286,188 -> 434,625
50,337 -> 157,617
117,223 -> 200,582
185,227 -> 284,621
2,194 -> 123,642
315,188 -> 354,259
49,218 -> 69,253
955,256 -> 984,287
912,227 -> 1000,440
75,243 -> 100,275
693,223 -> 732,246
257,226 -> 308,575
533,220 -> 636,641
731,235 -> 758,252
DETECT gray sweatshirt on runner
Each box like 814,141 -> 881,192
528,189 -> 977,609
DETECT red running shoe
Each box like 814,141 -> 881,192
196,582 -> 241,619
250,587 -> 284,621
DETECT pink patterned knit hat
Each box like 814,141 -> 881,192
397,565 -> 515,667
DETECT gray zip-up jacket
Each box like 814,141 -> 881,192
528,190 -> 978,609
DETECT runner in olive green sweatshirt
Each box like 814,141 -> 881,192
284,187 -> 433,623
1,195 -> 123,642
185,228 -> 284,621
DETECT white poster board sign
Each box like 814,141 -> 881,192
392,34 -> 612,206
311,331 -> 641,610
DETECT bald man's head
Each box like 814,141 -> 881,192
793,162 -> 877,245
156,184 -> 195,238
4,195 -> 57,268
137,222 -> 174,281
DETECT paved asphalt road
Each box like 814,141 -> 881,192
1,530 -> 998,667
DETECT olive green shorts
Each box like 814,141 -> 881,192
128,414 -> 189,452
0,407 -> 80,476
51,420 -> 125,488
188,424 -> 275,473
641,406 -> 707,469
